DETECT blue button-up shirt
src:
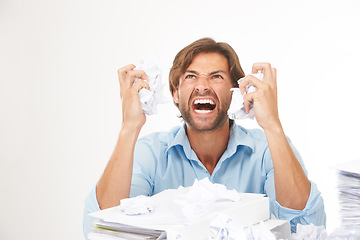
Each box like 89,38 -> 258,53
83,123 -> 326,237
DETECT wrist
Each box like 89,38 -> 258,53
119,123 -> 142,140
121,118 -> 144,132
262,120 -> 284,136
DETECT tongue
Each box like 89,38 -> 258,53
196,103 -> 215,110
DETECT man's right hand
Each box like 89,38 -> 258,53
117,64 -> 150,131
96,65 -> 150,210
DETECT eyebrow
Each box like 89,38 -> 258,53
185,69 -> 228,75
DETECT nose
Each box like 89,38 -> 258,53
195,74 -> 210,92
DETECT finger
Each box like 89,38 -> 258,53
238,75 -> 263,95
125,69 -> 149,84
118,64 -> 136,82
118,64 -> 136,97
252,62 -> 272,75
272,67 -> 278,105
120,69 -> 149,95
243,92 -> 255,114
131,78 -> 150,93
252,63 -> 274,84
272,67 -> 277,85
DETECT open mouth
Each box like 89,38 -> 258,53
192,98 -> 216,113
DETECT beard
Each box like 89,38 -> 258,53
178,91 -> 231,132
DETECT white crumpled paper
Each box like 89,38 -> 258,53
134,56 -> 167,115
248,221 -> 277,240
207,214 -> 247,240
203,214 -> 277,240
117,178 -> 241,222
291,223 -> 327,240
290,223 -> 360,240
325,227 -> 360,240
227,71 -> 263,120
174,178 -> 241,223
119,195 -> 153,215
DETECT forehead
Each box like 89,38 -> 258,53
186,52 -> 229,73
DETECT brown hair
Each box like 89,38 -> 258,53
169,37 -> 245,107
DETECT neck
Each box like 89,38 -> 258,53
186,120 -> 231,175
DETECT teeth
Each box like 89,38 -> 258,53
194,109 -> 212,113
194,99 -> 215,105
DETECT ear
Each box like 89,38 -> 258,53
172,89 -> 179,104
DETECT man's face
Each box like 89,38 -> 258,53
172,52 -> 233,132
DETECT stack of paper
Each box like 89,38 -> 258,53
88,178 -> 273,240
335,159 -> 360,230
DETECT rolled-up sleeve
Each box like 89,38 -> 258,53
130,138 -> 158,197
266,176 -> 326,232
263,139 -> 326,233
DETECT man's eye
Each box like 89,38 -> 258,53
185,75 -> 196,79
212,75 -> 223,79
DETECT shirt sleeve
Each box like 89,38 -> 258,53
263,139 -> 326,233
130,137 -> 158,197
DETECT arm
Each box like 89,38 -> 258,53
263,143 -> 326,232
96,64 -> 150,210
239,63 -> 310,210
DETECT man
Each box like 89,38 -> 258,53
83,38 -> 326,236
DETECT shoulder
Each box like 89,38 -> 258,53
240,126 -> 266,139
136,125 -> 182,149
132,126 -> 182,169
234,124 -> 268,144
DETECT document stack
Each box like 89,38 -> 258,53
336,159 -> 360,230
88,178 -> 290,240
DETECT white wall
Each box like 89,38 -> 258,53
1,0 -> 359,239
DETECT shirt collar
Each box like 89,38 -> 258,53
226,122 -> 255,156
166,122 -> 255,157
166,123 -> 197,160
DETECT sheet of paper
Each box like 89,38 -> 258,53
334,159 -> 360,230
334,159 -> 360,175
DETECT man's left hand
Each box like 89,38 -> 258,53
238,62 -> 280,131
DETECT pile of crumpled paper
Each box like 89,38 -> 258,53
291,223 -> 360,240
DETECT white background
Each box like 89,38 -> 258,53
1,0 -> 360,239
